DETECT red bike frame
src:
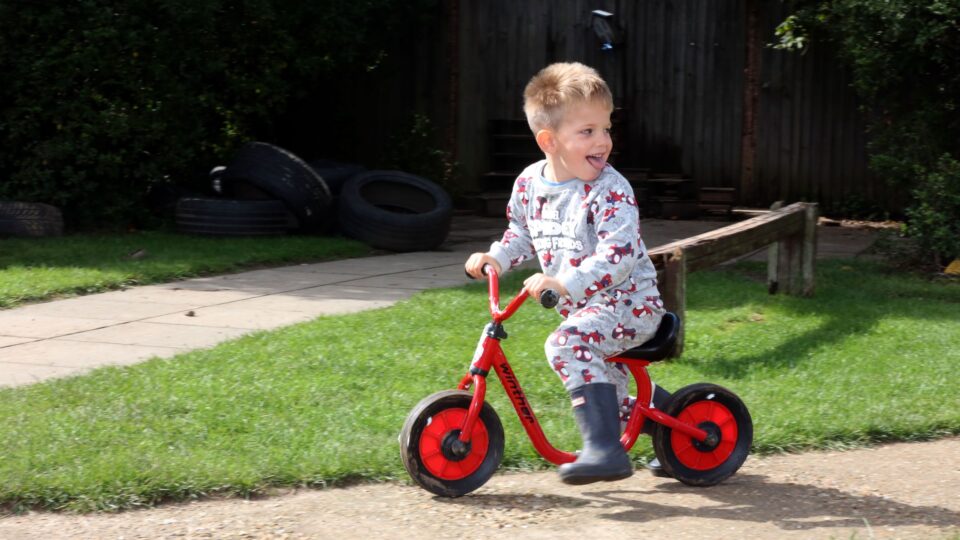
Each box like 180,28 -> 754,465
455,268 -> 709,465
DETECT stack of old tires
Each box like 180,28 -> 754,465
0,202 -> 64,238
175,142 -> 453,252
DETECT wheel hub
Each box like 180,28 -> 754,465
693,422 -> 722,451
441,430 -> 472,461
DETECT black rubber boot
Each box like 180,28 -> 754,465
642,384 -> 672,478
558,383 -> 633,485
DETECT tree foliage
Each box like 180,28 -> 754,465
775,0 -> 960,265
0,0 -> 435,229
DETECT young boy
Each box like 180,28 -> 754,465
466,62 -> 669,485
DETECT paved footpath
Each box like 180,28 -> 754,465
0,216 -> 879,388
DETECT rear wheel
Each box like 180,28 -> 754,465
399,390 -> 503,497
652,383 -> 752,486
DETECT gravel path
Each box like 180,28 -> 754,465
2,437 -> 958,539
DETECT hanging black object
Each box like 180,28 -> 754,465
591,10 -> 624,51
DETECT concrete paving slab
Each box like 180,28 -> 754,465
0,340 -> 178,368
144,306 -> 319,330
293,254 -> 443,276
0,363 -> 85,387
0,336 -> 36,347
95,285 -> 263,305
288,285 -> 415,302
179,269 -> 359,293
0,313 -> 125,339
817,226 -> 880,258
63,321 -> 251,349
343,274 -> 468,291
11,298 -> 199,322
392,264 -> 476,282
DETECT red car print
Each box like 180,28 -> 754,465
571,306 -> 602,318
606,242 -> 635,264
559,308 -> 571,318
533,196 -> 548,219
633,304 -> 654,318
517,177 -> 529,193
586,273 -> 614,297
597,230 -> 611,240
573,345 -> 593,362
580,369 -> 595,383
553,326 -> 580,346
501,230 -> 518,246
552,357 -> 570,381
606,190 -> 637,206
542,249 -> 554,268
612,323 -> 637,340
582,184 -> 593,198
645,296 -> 664,309
602,206 -> 621,223
570,254 -> 589,267
580,330 -> 605,345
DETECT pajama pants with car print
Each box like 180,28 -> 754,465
546,293 -> 665,420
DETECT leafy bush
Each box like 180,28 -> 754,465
905,155 -> 960,266
0,0 -> 436,229
775,1 -> 960,266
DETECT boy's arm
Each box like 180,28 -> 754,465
556,182 -> 641,303
487,177 -> 536,273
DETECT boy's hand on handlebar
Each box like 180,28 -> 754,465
523,273 -> 567,302
465,253 -> 501,280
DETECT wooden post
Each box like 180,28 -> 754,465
767,201 -> 783,294
661,248 -> 686,357
802,203 -> 818,296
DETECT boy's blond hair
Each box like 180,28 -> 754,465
523,62 -> 614,133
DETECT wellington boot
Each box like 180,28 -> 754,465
558,383 -> 633,485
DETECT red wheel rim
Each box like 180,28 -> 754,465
419,408 -> 489,480
670,400 -> 738,470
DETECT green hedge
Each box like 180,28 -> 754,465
0,0 -> 435,229
776,1 -> 960,265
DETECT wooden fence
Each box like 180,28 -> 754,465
648,202 -> 819,355
453,0 -> 903,212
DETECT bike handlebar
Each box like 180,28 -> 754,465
466,264 -> 558,320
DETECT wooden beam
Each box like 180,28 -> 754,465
649,202 -> 810,272
660,248 -> 687,357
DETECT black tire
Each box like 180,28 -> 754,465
308,159 -> 366,196
338,171 -> 453,251
652,383 -> 753,487
400,390 -> 504,497
175,197 -> 295,236
220,142 -> 333,233
0,201 -> 64,237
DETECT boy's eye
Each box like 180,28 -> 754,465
581,129 -> 593,135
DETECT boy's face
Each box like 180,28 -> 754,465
541,100 -> 612,182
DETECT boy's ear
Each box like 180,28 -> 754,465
535,129 -> 556,154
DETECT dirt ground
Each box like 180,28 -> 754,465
1,437 -> 958,540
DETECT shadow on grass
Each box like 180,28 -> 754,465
681,260 -> 960,379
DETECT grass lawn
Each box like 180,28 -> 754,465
0,231 -> 370,309
0,260 -> 957,512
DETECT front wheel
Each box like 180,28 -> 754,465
399,390 -> 504,497
652,383 -> 753,486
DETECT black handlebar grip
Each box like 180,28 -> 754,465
539,289 -> 559,309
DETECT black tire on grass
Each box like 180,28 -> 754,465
175,197 -> 295,236
308,159 -> 366,196
0,201 -> 64,237
220,142 -> 333,233
337,171 -> 453,252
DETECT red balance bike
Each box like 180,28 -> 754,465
400,267 -> 753,497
